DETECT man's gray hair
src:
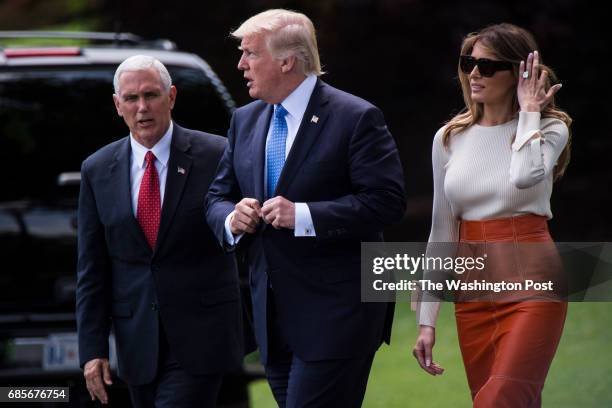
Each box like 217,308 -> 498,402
231,9 -> 323,76
113,55 -> 172,95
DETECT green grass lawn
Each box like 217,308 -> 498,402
249,302 -> 612,407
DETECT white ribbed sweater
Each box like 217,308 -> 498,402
417,111 -> 570,327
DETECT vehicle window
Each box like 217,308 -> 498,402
0,65 -> 230,202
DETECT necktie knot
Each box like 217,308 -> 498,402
144,151 -> 156,166
275,104 -> 288,119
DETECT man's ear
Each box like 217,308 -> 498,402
112,94 -> 123,117
168,85 -> 177,110
280,55 -> 297,73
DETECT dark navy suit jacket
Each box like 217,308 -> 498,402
206,80 -> 406,364
77,124 -> 243,385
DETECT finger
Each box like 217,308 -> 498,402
236,219 -> 257,233
262,211 -> 275,224
414,348 -> 437,375
538,69 -> 549,90
424,342 -> 433,368
102,361 -> 113,385
95,386 -> 108,404
546,83 -> 562,99
90,374 -> 107,403
231,215 -> 253,233
261,202 -> 274,217
85,381 -> 95,401
237,204 -> 261,222
262,197 -> 276,207
431,362 -> 445,373
272,218 -> 281,229
235,212 -> 258,229
533,50 -> 540,78
531,51 -> 539,90
526,52 -> 533,80
543,84 -> 562,108
519,60 -> 525,85
242,198 -> 261,210
414,346 -> 434,374
276,215 -> 287,229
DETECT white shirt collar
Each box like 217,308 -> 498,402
279,74 -> 317,123
130,121 -> 173,169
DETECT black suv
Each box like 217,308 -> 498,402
0,31 -> 258,407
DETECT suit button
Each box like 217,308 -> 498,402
151,302 -> 158,311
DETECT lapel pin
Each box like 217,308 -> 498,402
311,115 -> 319,124
177,166 -> 185,175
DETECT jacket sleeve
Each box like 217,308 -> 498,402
205,113 -> 244,250
76,159 -> 111,367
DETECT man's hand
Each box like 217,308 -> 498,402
261,196 -> 295,229
412,325 -> 445,376
84,358 -> 112,404
230,198 -> 262,234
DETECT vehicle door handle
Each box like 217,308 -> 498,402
57,172 -> 81,187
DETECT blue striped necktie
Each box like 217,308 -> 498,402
266,104 -> 288,199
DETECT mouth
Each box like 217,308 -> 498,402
470,83 -> 484,92
244,77 -> 253,88
137,119 -> 154,127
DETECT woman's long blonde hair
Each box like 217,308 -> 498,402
443,23 -> 572,180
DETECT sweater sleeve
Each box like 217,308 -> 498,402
416,127 -> 460,327
509,112 -> 569,189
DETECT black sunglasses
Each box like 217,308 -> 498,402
459,55 -> 514,77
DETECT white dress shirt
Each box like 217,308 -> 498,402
130,121 -> 173,217
224,75 -> 318,245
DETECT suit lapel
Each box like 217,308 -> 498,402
252,104 -> 274,203
274,80 -> 330,196
109,137 -> 150,251
155,124 -> 192,254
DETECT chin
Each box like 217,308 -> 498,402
471,93 -> 485,103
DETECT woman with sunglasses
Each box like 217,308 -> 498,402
412,23 -> 572,407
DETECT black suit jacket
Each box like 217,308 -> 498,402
206,80 -> 406,364
77,123 -> 242,385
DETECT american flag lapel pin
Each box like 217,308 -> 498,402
311,115 -> 319,124
177,166 -> 186,175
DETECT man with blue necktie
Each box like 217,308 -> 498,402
206,9 -> 406,407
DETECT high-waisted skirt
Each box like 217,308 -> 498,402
454,214 -> 567,408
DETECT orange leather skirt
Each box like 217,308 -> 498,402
455,214 -> 567,408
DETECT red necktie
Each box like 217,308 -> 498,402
137,151 -> 161,249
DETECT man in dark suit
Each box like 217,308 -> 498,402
76,55 -> 242,408
206,9 -> 406,407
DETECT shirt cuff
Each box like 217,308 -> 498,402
513,111 -> 542,151
294,203 -> 316,237
224,211 -> 244,246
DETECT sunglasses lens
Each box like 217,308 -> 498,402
460,56 -> 475,74
477,60 -> 495,77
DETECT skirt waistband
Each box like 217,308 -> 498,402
459,214 -> 549,242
